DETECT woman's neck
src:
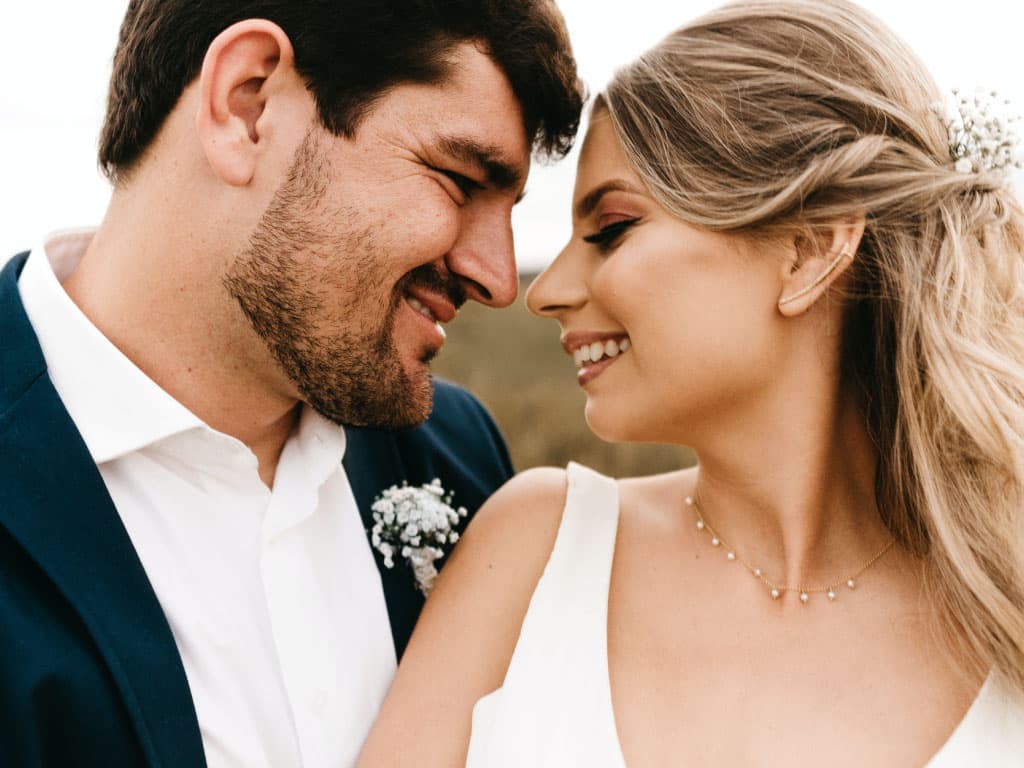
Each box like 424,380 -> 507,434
688,377 -> 890,592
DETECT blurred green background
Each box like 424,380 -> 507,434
432,275 -> 696,476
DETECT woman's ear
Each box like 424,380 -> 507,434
194,20 -> 297,187
776,219 -> 866,316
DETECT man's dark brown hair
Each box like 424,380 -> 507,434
98,0 -> 584,183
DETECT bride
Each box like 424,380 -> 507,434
358,0 -> 1024,765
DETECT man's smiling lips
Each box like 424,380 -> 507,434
402,287 -> 456,346
405,286 -> 457,324
561,331 -> 632,386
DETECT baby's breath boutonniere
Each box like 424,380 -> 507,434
370,479 -> 468,596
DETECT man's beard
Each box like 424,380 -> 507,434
223,131 -> 459,429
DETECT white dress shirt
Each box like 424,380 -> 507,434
17,230 -> 397,767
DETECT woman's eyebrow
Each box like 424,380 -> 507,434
574,179 -> 646,219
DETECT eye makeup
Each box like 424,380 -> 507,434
582,218 -> 639,251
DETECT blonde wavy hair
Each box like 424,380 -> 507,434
602,0 -> 1024,690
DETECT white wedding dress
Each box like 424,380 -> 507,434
465,463 -> 1024,767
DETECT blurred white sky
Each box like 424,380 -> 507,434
1,1 -> 1021,272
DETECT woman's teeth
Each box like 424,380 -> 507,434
574,338 -> 631,367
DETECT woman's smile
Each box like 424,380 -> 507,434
562,332 -> 632,386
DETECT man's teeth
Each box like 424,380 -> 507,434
573,338 -> 631,367
407,296 -> 437,322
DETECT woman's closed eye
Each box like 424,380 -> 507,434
582,218 -> 640,251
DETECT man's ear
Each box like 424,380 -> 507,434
776,219 -> 866,317
195,20 -> 297,187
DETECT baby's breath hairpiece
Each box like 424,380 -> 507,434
369,479 -> 468,596
931,88 -> 1023,177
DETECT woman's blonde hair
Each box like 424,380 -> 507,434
603,0 -> 1024,689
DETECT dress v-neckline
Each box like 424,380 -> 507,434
468,463 -> 1013,767
595,497 -> 995,768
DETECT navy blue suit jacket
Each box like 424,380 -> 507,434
0,252 -> 514,767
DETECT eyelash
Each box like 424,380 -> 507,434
582,218 -> 639,251
438,169 -> 485,199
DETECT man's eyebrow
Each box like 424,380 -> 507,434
437,135 -> 525,193
574,180 -> 647,220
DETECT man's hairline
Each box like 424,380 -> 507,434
106,35 -> 534,187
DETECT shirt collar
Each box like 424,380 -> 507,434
17,229 -> 205,463
294,404 -> 349,481
262,406 -> 350,540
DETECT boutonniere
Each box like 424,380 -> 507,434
369,479 -> 468,596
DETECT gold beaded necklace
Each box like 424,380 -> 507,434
685,495 -> 895,604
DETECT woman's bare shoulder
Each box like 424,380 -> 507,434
468,465 -> 570,543
431,466 -> 573,606
357,466 -> 572,767
421,465 -> 575,644
480,464 -> 697,539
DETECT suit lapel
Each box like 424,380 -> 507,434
343,427 -> 425,658
0,253 -> 206,767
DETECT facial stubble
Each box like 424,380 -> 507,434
224,131 -> 434,429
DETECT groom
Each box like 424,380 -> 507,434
0,1 -> 581,766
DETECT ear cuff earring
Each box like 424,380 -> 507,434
778,248 -> 854,306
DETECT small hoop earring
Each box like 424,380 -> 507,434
778,248 -> 854,306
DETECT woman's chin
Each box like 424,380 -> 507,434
584,403 -> 639,444
584,400 -> 689,447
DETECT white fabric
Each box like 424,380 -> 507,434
466,462 -> 1024,767
467,462 -> 626,767
18,230 -> 397,768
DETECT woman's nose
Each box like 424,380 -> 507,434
525,240 -> 589,318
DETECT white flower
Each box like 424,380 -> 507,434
955,157 -> 975,174
377,541 -> 395,569
368,479 -> 469,596
933,89 -> 1023,179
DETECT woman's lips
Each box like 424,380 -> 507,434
576,352 -> 625,386
561,333 -> 632,386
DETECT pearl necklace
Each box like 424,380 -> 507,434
685,495 -> 895,604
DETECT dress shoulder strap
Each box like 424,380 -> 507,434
503,462 -> 619,662
545,461 -> 620,601
465,463 -> 626,767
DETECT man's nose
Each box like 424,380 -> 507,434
445,204 -> 519,308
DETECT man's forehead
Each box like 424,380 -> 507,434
405,44 -> 530,165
